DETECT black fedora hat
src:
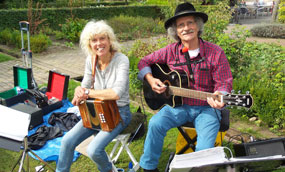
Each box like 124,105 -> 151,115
164,2 -> 208,29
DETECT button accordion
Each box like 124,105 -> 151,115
78,99 -> 122,132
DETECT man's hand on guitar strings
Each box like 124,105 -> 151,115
145,73 -> 167,94
151,78 -> 167,94
207,91 -> 225,109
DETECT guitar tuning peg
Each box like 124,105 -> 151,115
246,91 -> 250,94
231,90 -> 235,94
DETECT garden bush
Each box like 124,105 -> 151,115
278,0 -> 285,23
59,18 -> 88,43
0,29 -> 52,53
202,2 -> 232,43
0,28 -> 12,45
127,37 -> 172,96
108,15 -> 165,41
250,24 -> 285,38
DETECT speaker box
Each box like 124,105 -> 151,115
234,137 -> 285,158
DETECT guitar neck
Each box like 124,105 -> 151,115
169,86 -> 221,102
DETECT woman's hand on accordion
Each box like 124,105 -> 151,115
71,86 -> 89,106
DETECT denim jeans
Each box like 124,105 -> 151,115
139,105 -> 221,170
56,105 -> 131,172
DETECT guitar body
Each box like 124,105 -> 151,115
143,64 -> 189,110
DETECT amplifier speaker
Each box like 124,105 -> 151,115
234,137 -> 285,157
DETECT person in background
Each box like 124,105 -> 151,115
137,2 -> 233,171
56,20 -> 131,172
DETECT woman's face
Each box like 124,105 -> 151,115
89,33 -> 111,57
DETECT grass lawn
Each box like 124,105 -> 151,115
0,52 -> 15,62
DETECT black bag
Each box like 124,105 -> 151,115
48,112 -> 80,132
28,125 -> 63,150
219,108 -> 230,132
121,107 -> 146,142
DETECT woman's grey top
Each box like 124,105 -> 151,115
81,52 -> 130,107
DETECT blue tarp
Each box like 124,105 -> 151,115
28,99 -> 81,162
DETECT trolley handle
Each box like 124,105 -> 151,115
19,21 -> 30,31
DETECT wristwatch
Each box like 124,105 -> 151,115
84,89 -> 90,95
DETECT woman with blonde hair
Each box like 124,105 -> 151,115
56,20 -> 131,172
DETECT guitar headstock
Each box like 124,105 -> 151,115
223,91 -> 253,109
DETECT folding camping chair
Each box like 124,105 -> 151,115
109,110 -> 145,172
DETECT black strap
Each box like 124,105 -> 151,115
174,52 -> 206,84
183,51 -> 195,83
173,51 -> 196,83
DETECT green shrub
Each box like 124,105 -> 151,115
30,33 -> 52,53
250,24 -> 285,38
215,25 -> 252,78
54,30 -> 65,40
60,18 -> 87,43
127,37 -> 173,95
278,0 -> 285,23
230,41 -> 285,129
108,15 -> 165,41
0,29 -> 51,53
0,28 -> 12,45
202,2 -> 232,43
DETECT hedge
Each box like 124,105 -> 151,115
0,5 -> 163,30
0,1 -> 128,9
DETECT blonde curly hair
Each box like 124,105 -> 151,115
80,20 -> 121,56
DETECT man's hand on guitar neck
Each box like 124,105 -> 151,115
145,73 -> 167,94
207,91 -> 225,109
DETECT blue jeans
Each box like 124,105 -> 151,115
139,105 -> 221,170
56,105 -> 131,172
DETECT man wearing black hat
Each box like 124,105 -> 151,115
137,2 -> 233,172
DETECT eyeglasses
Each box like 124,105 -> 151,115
177,20 -> 196,29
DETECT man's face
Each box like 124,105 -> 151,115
176,16 -> 199,43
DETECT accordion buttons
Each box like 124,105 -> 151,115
99,112 -> 106,123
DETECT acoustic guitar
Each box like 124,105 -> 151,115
143,63 -> 253,110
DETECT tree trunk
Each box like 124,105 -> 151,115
272,0 -> 280,22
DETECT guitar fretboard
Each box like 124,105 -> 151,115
168,86 -> 221,102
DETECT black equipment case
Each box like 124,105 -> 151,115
0,65 -> 33,107
41,70 -> 70,115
